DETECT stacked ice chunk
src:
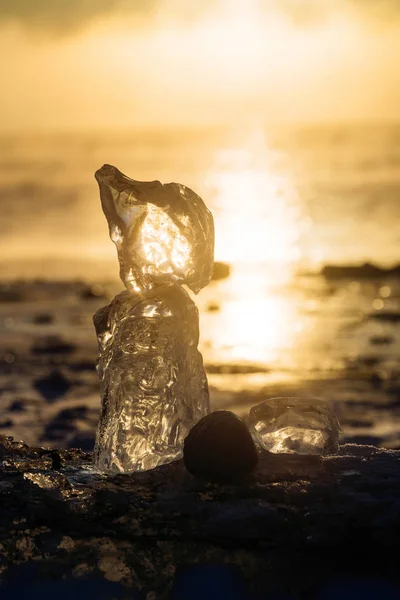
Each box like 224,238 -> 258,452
93,165 -> 214,474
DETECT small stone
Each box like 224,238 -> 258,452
183,411 -> 259,483
50,450 -> 62,470
249,397 -> 340,455
206,302 -> 220,312
212,261 -> 230,281
33,312 -> 54,325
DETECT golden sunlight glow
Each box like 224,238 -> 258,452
221,270 -> 304,362
200,267 -> 308,367
198,132 -> 310,367
206,132 -> 303,280
140,204 -> 191,274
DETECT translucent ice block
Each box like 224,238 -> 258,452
93,284 -> 210,474
248,397 -> 340,455
95,164 -> 214,295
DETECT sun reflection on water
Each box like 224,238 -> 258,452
206,131 -> 304,282
200,132 -> 307,367
219,274 -> 301,364
201,268 -> 304,367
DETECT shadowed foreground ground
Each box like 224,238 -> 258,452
1,436 -> 400,599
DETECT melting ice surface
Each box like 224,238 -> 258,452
95,164 -> 214,295
93,166 -> 214,474
94,287 -> 210,473
248,397 -> 341,455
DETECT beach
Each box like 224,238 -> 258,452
1,123 -> 400,451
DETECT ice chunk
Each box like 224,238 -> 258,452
95,164 -> 214,294
93,284 -> 210,474
93,165 -> 214,473
248,397 -> 340,455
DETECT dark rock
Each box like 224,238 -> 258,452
206,302 -> 220,312
183,411 -> 258,483
33,312 -> 54,325
322,262 -> 400,280
0,419 -> 13,428
370,335 -> 394,346
50,450 -> 62,470
359,356 -> 381,368
37,449 -> 63,470
369,312 -> 400,323
33,370 -> 72,402
212,262 -> 231,281
31,335 -> 76,355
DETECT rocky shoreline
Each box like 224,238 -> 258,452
1,436 -> 400,598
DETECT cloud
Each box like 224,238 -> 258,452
1,0 -> 399,35
267,0 -> 400,26
0,0 -> 156,32
352,0 -> 400,23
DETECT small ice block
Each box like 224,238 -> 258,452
248,397 -> 340,455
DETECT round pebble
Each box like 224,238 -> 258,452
183,410 -> 258,483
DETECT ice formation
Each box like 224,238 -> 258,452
93,165 -> 214,474
95,164 -> 214,295
248,397 -> 340,455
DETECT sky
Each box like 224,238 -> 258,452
1,0 -> 400,131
